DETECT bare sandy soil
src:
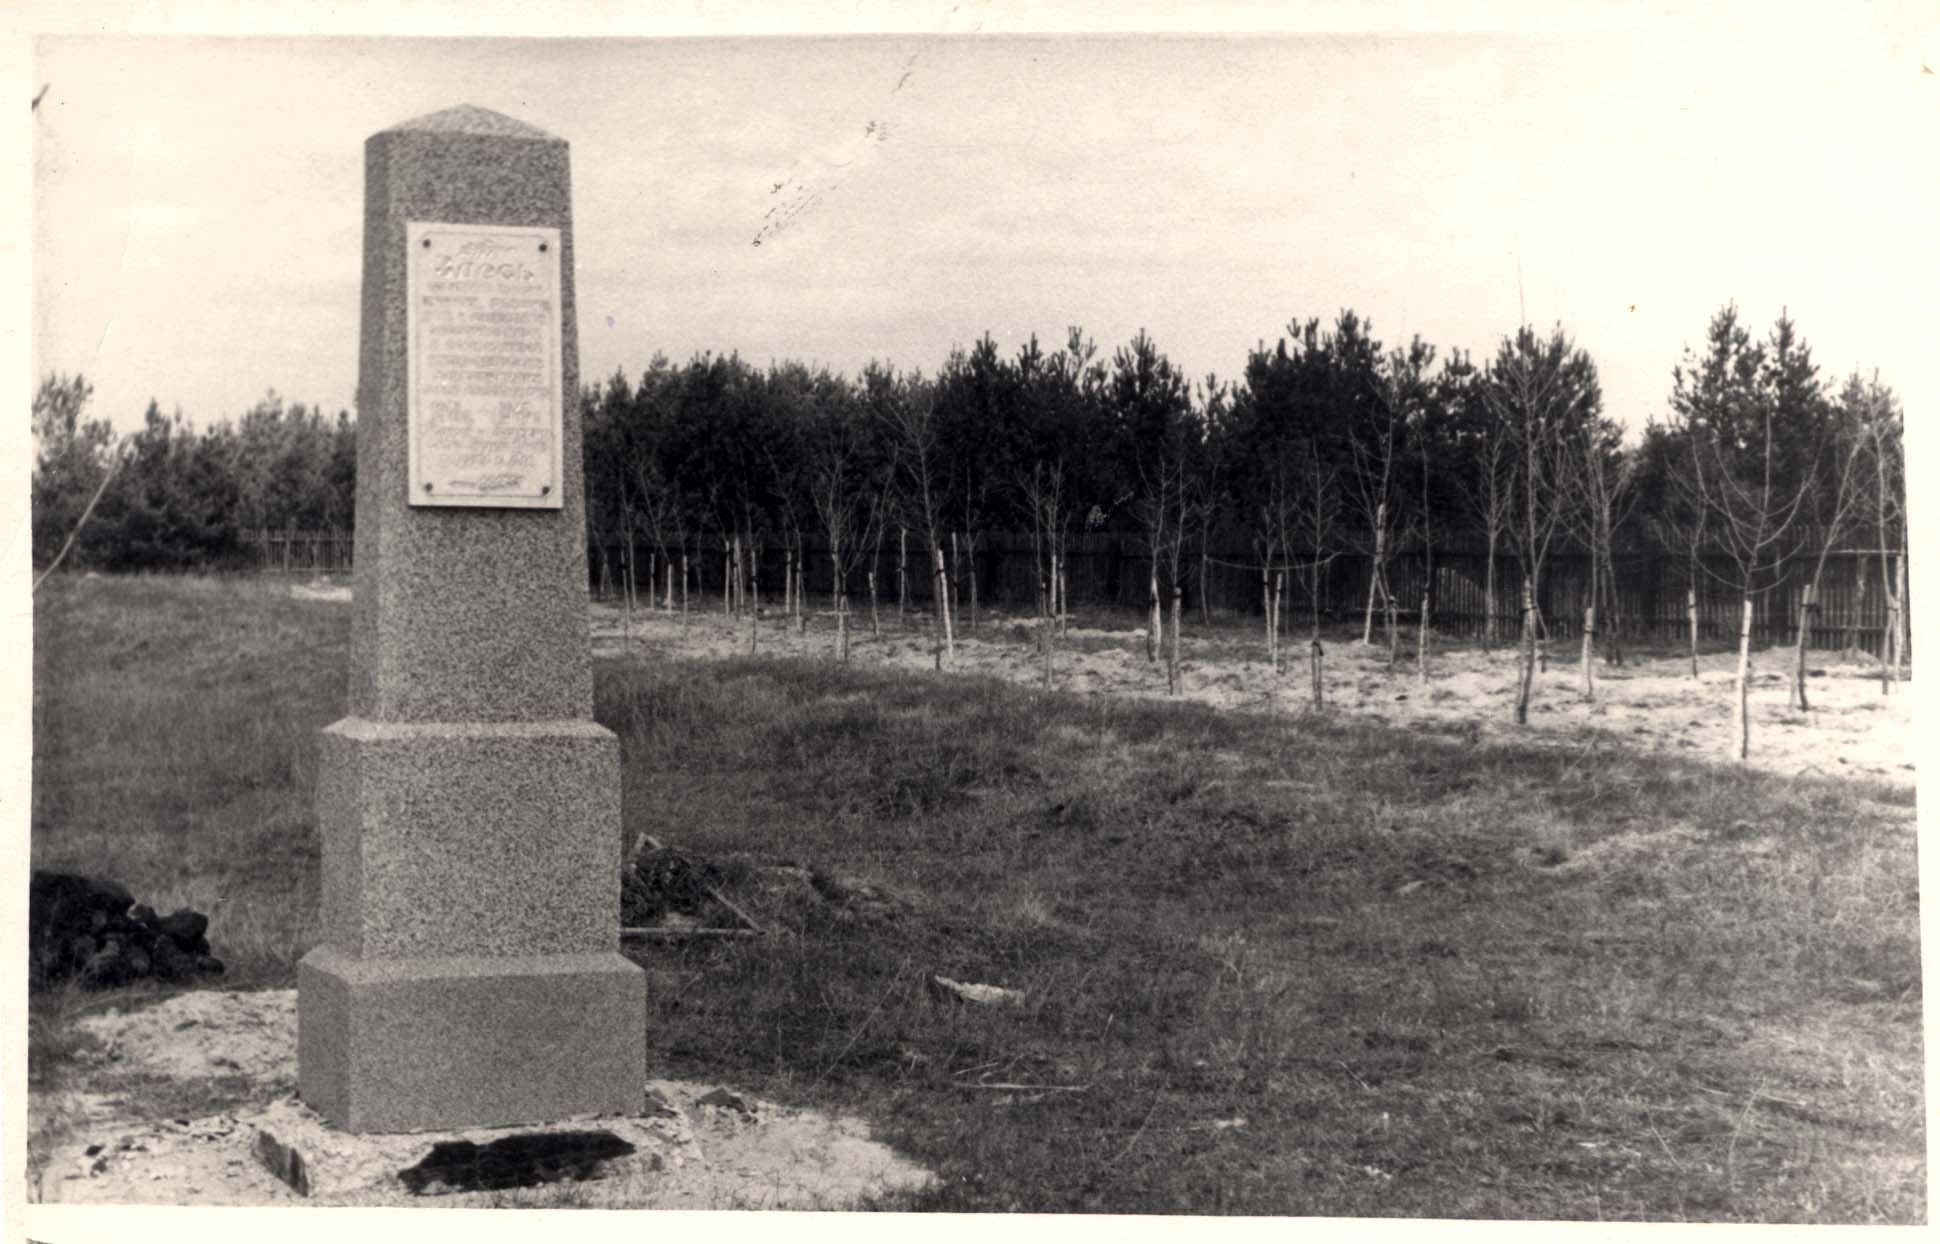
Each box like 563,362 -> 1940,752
589,598 -> 1918,787
33,988 -> 932,1209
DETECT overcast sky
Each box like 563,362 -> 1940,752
30,9 -> 1940,443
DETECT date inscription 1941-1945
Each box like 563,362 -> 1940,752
406,223 -> 565,510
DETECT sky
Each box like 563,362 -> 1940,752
25,7 -> 1940,449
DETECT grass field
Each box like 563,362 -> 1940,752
28,574 -> 1926,1220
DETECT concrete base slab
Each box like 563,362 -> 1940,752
298,946 -> 646,1133
246,1094 -> 685,1201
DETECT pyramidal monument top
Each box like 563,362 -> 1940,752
381,104 -> 560,141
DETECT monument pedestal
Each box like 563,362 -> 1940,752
298,949 -> 644,1134
298,717 -> 645,1132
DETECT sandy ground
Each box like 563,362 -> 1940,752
587,597 -> 1918,787
32,989 -> 932,1209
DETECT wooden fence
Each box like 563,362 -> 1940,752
241,525 -> 1907,656
246,529 -> 355,574
590,529 -> 1910,656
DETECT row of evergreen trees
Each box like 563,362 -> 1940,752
30,379 -> 354,572
31,305 -> 1906,615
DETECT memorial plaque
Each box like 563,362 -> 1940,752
407,221 -> 564,508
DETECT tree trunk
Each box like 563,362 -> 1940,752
1262,563 -> 1274,671
1891,550 -> 1908,686
1147,562 -> 1162,663
1310,638 -> 1324,711
1033,565 -> 1051,690
1601,553 -> 1623,666
1200,544 -> 1210,627
868,569 -> 880,637
624,527 -> 637,614
1362,503 -> 1386,645
680,552 -> 689,627
1880,545 -> 1894,693
1792,582 -> 1814,711
840,591 -> 851,663
1581,604 -> 1595,701
1277,571 -> 1289,671
1418,592 -> 1431,685
898,527 -> 908,628
1482,534 -> 1498,652
665,555 -> 674,612
1058,560 -> 1069,636
783,547 -> 794,617
1848,558 -> 1866,657
968,538 -> 979,633
942,547 -> 957,658
622,548 -> 635,650
933,544 -> 953,667
1385,565 -> 1399,668
1168,583 -> 1183,695
1688,585 -> 1699,679
1733,596 -> 1753,761
1515,576 -> 1536,725
749,589 -> 758,654
1898,547 -> 1910,680
722,543 -> 732,617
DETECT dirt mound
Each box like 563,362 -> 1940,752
30,871 -> 225,991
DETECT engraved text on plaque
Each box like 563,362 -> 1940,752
406,221 -> 564,508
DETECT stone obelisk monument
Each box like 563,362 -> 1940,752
298,105 -> 645,1132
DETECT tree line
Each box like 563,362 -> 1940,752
32,305 -> 1907,692
30,380 -> 355,574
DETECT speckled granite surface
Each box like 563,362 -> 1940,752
300,106 -> 644,1133
350,104 -> 588,723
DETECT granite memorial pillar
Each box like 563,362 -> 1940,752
297,104 -> 646,1133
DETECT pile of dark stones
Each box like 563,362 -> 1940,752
29,870 -> 224,991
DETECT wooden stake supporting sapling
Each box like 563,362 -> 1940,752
1261,562 -> 1274,672
1515,576 -> 1537,725
942,545 -> 957,659
1147,563 -> 1162,664
839,579 -> 851,663
1580,604 -> 1595,700
1042,572 -> 1057,691
1688,586 -> 1699,679
1418,592 -> 1431,685
1891,550 -> 1908,686
1168,582 -> 1182,696
1272,571 -> 1285,675
1386,573 -> 1400,669
1732,597 -> 1753,761
1791,583 -> 1814,711
1847,565 -> 1865,658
